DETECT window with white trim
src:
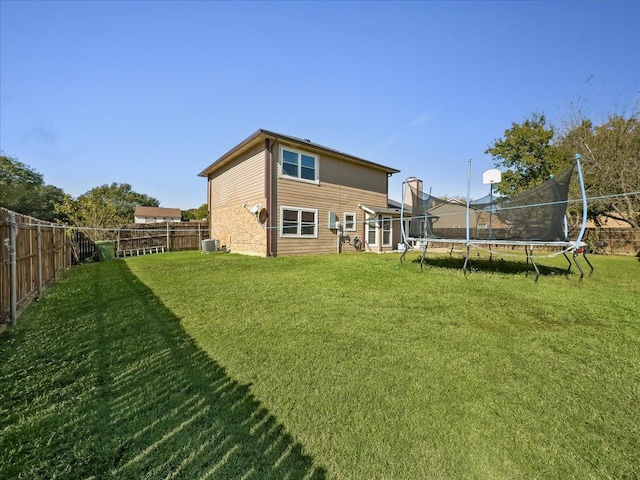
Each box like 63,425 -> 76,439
344,212 -> 356,231
280,207 -> 318,238
366,216 -> 378,246
280,146 -> 318,183
381,217 -> 392,246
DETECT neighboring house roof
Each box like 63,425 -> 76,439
134,206 -> 182,218
429,200 -> 467,212
198,129 -> 400,177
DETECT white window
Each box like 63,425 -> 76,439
366,215 -> 392,247
366,215 -> 378,246
280,146 -> 319,183
280,206 -> 318,238
381,217 -> 392,246
344,212 -> 356,231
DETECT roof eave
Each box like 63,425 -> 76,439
198,129 -> 400,178
359,204 -> 404,216
198,129 -> 267,177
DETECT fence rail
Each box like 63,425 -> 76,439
1,211 -> 210,328
3,208 -> 636,327
71,230 -> 97,264
115,222 -> 209,255
583,227 -> 640,255
1,207 -> 71,327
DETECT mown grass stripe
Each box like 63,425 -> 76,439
1,251 -> 638,479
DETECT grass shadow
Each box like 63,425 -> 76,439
410,254 -> 571,277
0,260 -> 325,479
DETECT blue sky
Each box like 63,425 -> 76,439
1,1 -> 638,209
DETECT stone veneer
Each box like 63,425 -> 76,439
210,198 -> 268,256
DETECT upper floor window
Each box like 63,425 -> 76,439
281,147 -> 318,183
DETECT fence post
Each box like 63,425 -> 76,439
52,224 -> 57,281
7,212 -> 17,326
71,228 -> 77,264
166,222 -> 170,251
36,223 -> 43,297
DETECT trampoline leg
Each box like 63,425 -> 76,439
563,251 -> 572,274
573,251 -> 585,281
582,250 -> 594,277
420,243 -> 428,270
400,243 -> 408,263
529,247 -> 540,282
463,244 -> 470,276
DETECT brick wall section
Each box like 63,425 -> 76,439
211,197 -> 267,256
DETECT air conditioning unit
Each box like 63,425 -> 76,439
201,239 -> 220,253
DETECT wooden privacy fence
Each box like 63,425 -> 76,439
115,222 -> 209,256
1,215 -> 210,327
1,207 -> 71,327
583,227 -> 640,255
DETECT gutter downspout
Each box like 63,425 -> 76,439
265,138 -> 275,256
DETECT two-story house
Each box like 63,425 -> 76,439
198,129 -> 400,256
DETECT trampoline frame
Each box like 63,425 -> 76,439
399,154 -> 594,281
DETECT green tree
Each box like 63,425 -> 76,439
558,111 -> 640,227
27,184 -> 66,222
487,109 -> 640,227
56,183 -> 160,240
181,203 -> 208,221
0,154 -> 66,220
485,113 -> 571,196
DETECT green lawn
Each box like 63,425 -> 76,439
1,251 -> 639,479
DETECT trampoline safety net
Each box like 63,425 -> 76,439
408,165 -> 575,242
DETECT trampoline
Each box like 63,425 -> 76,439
399,154 -> 593,281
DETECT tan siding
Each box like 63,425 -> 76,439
392,217 -> 404,249
208,146 -> 267,256
275,173 -> 388,256
209,146 -> 265,208
274,140 -> 388,193
205,137 -> 398,257
430,204 -> 470,228
320,155 -> 388,194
